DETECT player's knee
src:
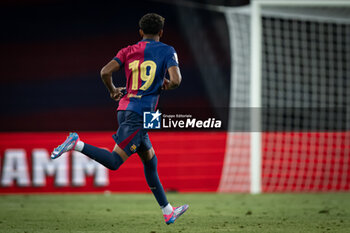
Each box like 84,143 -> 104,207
108,151 -> 125,170
109,161 -> 122,171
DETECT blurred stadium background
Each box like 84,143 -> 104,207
0,0 -> 349,196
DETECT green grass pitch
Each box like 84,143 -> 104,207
0,193 -> 349,233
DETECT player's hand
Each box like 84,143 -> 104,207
162,78 -> 170,90
110,87 -> 126,101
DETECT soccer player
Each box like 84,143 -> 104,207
51,13 -> 188,225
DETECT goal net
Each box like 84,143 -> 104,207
218,1 -> 350,192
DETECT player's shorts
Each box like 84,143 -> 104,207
112,110 -> 152,156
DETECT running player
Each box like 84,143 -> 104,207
51,13 -> 188,225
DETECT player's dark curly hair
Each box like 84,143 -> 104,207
139,13 -> 165,35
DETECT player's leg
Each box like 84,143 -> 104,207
76,141 -> 128,170
138,147 -> 171,210
138,137 -> 189,225
51,111 -> 134,170
51,132 -> 127,170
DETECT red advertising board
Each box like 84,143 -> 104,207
0,132 -> 227,193
1,131 -> 348,193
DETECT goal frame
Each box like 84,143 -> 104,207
250,0 -> 350,194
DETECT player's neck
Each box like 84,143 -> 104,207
142,35 -> 160,42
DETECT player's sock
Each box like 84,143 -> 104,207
74,141 -> 84,152
79,143 -> 124,170
143,155 -> 169,209
162,203 -> 173,215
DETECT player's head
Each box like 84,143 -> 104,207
139,13 -> 164,39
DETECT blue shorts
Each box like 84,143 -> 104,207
112,110 -> 152,156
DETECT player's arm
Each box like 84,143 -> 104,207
100,60 -> 125,101
162,66 -> 182,90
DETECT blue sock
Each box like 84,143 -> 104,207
143,155 -> 169,208
82,143 -> 124,170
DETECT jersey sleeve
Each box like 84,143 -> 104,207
113,47 -> 127,66
165,46 -> 179,69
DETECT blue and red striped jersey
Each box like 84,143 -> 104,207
113,39 -> 179,115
